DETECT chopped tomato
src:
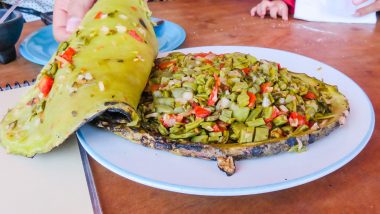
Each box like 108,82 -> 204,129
212,121 -> 228,132
60,47 -> 76,63
219,63 -> 225,69
207,74 -> 220,106
194,52 -> 211,58
264,106 -> 281,123
160,114 -> 182,128
172,66 -> 179,72
216,121 -> 228,131
128,30 -> 144,42
242,67 -> 250,75
150,84 -> 160,91
158,61 -> 175,69
289,112 -> 308,127
266,122 -> 273,129
212,124 -> 223,132
174,114 -> 184,123
94,11 -> 103,19
38,76 -> 54,97
277,63 -> 281,70
247,92 -> 256,108
194,106 -> 211,118
204,59 -> 213,65
260,82 -> 272,93
304,91 -> 317,99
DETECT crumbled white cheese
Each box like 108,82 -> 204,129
84,72 -> 93,80
98,81 -> 105,91
262,94 -> 271,107
116,24 -> 127,33
68,86 -> 77,94
119,14 -> 128,20
100,26 -> 109,34
77,74 -> 84,81
100,13 -> 108,19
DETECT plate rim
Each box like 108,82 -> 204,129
76,46 -> 375,196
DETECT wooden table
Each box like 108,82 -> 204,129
1,0 -> 379,213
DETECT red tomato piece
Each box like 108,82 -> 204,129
194,106 -> 211,118
304,91 -> 317,99
128,30 -> 144,42
38,76 -> 54,97
60,47 -> 76,63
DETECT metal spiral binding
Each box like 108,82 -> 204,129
0,79 -> 35,91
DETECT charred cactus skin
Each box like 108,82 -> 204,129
94,108 -> 348,175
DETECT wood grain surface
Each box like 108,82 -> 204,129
0,0 -> 379,213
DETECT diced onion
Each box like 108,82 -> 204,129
182,91 -> 193,101
216,97 -> 231,110
279,105 -> 288,112
262,94 -> 271,107
98,81 -> 105,91
116,24 -> 127,33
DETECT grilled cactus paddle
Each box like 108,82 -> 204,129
95,52 -> 349,176
0,0 -> 158,157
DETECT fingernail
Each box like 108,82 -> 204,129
66,17 -> 81,32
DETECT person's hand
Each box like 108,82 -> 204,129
250,0 -> 289,20
53,0 -> 96,42
353,0 -> 380,16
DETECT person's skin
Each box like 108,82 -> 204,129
53,0 -> 96,42
353,0 -> 380,16
250,0 -> 379,21
250,0 -> 289,20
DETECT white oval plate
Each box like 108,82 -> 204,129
77,46 -> 375,196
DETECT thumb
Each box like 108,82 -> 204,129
66,0 -> 95,32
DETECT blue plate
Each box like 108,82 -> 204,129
20,18 -> 186,66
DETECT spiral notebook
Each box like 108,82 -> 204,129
0,81 -> 101,214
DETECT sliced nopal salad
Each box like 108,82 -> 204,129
96,51 -> 349,176
139,52 -> 338,145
